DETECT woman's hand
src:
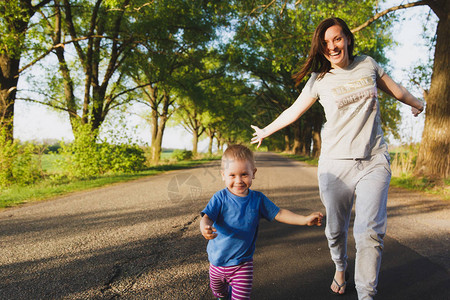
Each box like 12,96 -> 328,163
411,102 -> 425,117
251,125 -> 266,148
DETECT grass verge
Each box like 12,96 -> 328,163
281,153 -> 449,200
390,176 -> 449,200
0,158 -> 219,209
280,153 -> 319,166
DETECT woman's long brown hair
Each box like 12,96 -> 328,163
292,18 -> 355,87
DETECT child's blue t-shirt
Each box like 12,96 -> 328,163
201,188 -> 280,267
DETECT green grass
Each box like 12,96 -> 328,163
281,152 -> 449,200
39,153 -> 61,173
390,176 -> 449,200
0,157 -> 219,209
280,153 -> 319,166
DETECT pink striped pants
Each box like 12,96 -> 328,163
209,260 -> 253,300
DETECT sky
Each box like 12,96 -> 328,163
13,1 -> 437,151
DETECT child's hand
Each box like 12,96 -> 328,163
306,212 -> 323,226
201,225 -> 218,240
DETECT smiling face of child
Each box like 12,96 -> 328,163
221,159 -> 256,197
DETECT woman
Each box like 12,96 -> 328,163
251,17 -> 424,300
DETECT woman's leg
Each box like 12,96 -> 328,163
318,159 -> 355,273
318,159 -> 356,294
353,153 -> 391,300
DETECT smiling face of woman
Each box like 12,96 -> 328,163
323,25 -> 351,69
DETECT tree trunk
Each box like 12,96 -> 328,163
192,128 -> 199,155
311,104 -> 324,158
207,130 -> 215,155
91,86 -> 106,132
284,128 -> 291,153
414,12 -> 450,179
0,0 -> 50,141
151,116 -> 167,165
301,120 -> 312,156
292,120 -> 303,155
216,133 -> 223,154
148,88 -> 171,165
53,4 -> 78,131
149,108 -> 160,164
312,130 -> 321,158
0,54 -> 19,141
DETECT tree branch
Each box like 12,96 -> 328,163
18,34 -> 114,75
16,96 -> 79,118
351,1 -> 428,33
249,0 -> 277,18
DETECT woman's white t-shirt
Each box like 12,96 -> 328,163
299,55 -> 388,159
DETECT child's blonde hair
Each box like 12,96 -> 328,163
221,144 -> 255,170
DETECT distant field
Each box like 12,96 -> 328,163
161,149 -> 174,160
40,154 -> 62,173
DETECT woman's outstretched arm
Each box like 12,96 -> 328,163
251,95 -> 317,148
377,73 -> 425,117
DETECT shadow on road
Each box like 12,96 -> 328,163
1,153 -> 448,299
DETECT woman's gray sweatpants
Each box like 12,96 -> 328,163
318,152 -> 391,300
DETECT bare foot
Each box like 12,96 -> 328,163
330,270 -> 347,295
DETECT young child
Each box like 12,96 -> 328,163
200,144 -> 323,300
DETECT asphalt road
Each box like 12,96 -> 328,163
0,152 -> 448,299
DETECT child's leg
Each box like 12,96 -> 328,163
228,261 -> 253,300
209,261 -> 253,300
209,264 -> 229,298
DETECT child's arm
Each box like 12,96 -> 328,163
200,214 -> 218,240
274,208 -> 323,226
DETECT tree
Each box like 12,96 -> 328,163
0,0 -> 53,141
17,0 -> 145,139
415,0 -> 449,179
352,0 -> 449,179
122,0 -> 230,163
59,0 -> 137,133
172,51 -> 223,156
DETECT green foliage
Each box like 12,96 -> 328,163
227,0 -> 397,152
0,129 -> 42,187
390,144 -> 419,178
171,149 -> 193,161
58,123 -> 145,179
0,0 -> 30,57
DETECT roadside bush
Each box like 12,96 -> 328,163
58,124 -> 101,178
100,143 -> 145,173
58,123 -> 145,179
172,149 -> 193,161
390,144 -> 419,178
11,143 -> 42,185
0,130 -> 42,187
0,131 -> 16,186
